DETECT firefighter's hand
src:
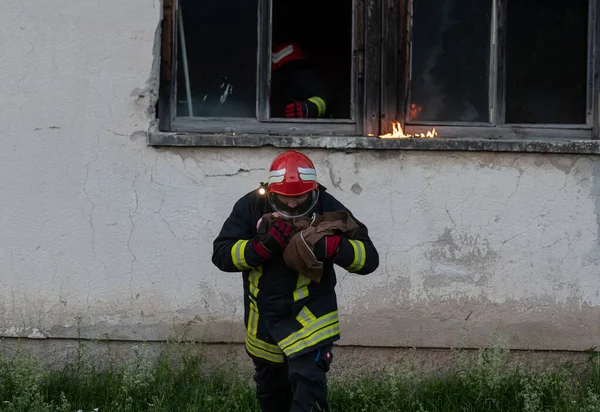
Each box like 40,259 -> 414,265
285,101 -> 318,118
314,235 -> 341,262
253,219 -> 294,259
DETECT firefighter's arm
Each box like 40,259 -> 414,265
212,197 -> 270,272
286,68 -> 332,119
305,69 -> 332,118
333,220 -> 380,275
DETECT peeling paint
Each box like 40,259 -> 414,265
534,155 -> 580,174
27,328 -> 48,339
145,18 -> 162,121
324,157 -> 343,190
2,327 -> 48,339
351,183 -> 363,195
130,130 -> 147,141
426,228 -> 498,270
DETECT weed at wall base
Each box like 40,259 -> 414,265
1,342 -> 600,412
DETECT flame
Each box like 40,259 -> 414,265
379,122 -> 437,139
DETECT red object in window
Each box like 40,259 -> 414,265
272,43 -> 306,71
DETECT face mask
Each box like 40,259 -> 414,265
268,190 -> 319,219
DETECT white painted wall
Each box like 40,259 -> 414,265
1,0 -> 599,351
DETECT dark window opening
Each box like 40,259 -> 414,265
409,0 -> 492,123
505,0 -> 588,124
174,0 -> 352,121
176,0 -> 258,118
271,0 -> 353,120
157,0 -> 598,141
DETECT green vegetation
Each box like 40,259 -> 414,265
1,341 -> 600,412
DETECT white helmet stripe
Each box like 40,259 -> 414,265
268,176 -> 285,185
272,45 -> 294,64
269,168 -> 286,177
298,167 -> 317,182
297,167 -> 316,175
299,174 -> 317,181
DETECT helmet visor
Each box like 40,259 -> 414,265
268,190 -> 319,219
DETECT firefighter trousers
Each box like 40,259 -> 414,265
252,344 -> 333,412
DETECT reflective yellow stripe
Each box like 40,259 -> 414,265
293,274 -> 311,302
308,96 -> 326,117
248,267 -> 262,298
347,240 -> 366,272
293,286 -> 309,302
246,294 -> 284,363
246,333 -> 281,354
245,338 -> 285,363
247,297 -> 259,335
284,321 -> 340,357
231,240 -> 251,271
278,310 -> 339,350
296,306 -> 317,327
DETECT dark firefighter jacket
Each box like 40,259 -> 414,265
212,185 -> 379,363
271,60 -> 333,118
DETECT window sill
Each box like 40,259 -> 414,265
147,129 -> 600,155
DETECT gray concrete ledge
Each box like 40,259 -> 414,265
148,131 -> 600,155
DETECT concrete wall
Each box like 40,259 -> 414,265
1,0 -> 599,352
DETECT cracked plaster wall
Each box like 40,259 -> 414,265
1,0 -> 600,351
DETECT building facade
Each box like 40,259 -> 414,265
1,0 -> 600,354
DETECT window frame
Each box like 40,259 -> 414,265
158,0 -> 372,136
156,0 -> 600,143
392,0 -> 600,140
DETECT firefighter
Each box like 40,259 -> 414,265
212,150 -> 379,412
271,43 -> 333,119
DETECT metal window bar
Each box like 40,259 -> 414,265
403,0 -> 415,125
488,0 -> 498,125
178,1 -> 193,117
495,0 -> 507,125
587,0 -> 597,128
593,0 -> 600,138
257,0 -> 271,121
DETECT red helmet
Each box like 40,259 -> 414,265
272,43 -> 306,71
267,150 -> 319,218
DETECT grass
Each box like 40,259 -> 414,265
1,341 -> 600,412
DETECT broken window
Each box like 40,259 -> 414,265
270,1 -> 353,120
505,0 -> 588,124
176,0 -> 258,118
401,0 -> 599,139
165,0 -> 358,135
409,0 -> 492,123
156,0 -> 599,142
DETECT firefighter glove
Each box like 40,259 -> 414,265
314,235 -> 341,262
285,100 -> 318,118
253,218 -> 294,259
